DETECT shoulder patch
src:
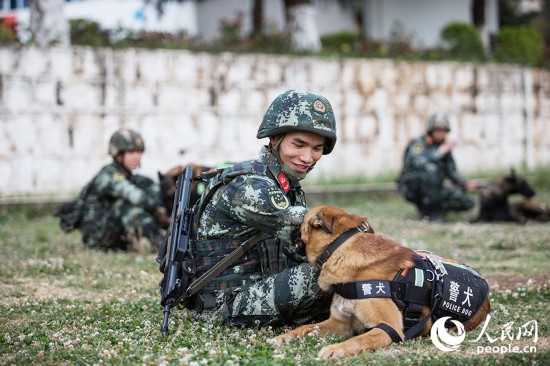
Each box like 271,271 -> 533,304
413,142 -> 424,154
112,171 -> 126,181
266,187 -> 290,210
277,172 -> 290,193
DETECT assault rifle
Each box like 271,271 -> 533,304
159,166 -> 266,335
159,166 -> 199,336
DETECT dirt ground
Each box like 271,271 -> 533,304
485,273 -> 550,292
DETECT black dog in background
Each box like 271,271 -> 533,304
474,170 -> 550,224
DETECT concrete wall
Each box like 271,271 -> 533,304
0,45 -> 549,199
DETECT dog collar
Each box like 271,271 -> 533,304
314,221 -> 371,269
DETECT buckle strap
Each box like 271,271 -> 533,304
403,302 -> 424,330
315,222 -> 373,269
356,221 -> 372,233
404,296 -> 441,340
334,280 -> 394,299
371,323 -> 403,344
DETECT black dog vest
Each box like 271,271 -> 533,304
333,251 -> 489,339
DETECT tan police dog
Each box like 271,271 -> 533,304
271,206 -> 491,359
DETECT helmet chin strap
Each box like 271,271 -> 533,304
269,135 -> 314,181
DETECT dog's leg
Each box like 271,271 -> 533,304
318,299 -> 404,359
270,316 -> 352,346
508,204 -> 527,224
317,322 -> 401,359
464,298 -> 491,331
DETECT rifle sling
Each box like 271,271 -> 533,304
186,232 -> 267,297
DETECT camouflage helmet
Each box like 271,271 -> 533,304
426,112 -> 451,134
257,90 -> 337,154
108,128 -> 145,156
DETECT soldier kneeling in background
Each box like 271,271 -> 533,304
397,113 -> 478,222
56,128 -> 170,252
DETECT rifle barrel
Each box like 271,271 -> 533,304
161,304 -> 171,336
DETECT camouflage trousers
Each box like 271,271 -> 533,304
188,263 -> 332,327
81,199 -> 162,251
399,178 -> 475,214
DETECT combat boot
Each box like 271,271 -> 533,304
417,204 -> 446,223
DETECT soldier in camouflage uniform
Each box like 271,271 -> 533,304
397,113 -> 477,221
79,128 -> 170,251
188,90 -> 337,327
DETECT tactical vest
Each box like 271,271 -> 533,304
333,251 -> 489,339
189,160 -> 305,294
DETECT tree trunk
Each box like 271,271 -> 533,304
284,0 -> 321,52
30,0 -> 69,46
251,0 -> 263,38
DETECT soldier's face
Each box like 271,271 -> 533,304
121,151 -> 143,171
273,132 -> 325,174
431,129 -> 448,145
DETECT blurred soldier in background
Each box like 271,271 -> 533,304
397,112 -> 477,222
73,128 -> 170,251
185,90 -> 337,327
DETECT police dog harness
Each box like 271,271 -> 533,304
316,224 -> 489,343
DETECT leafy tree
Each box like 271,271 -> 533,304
495,26 -> 544,65
441,22 -> 485,61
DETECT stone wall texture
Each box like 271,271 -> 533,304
1,46 -> 549,199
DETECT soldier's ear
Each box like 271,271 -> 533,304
269,135 -> 285,151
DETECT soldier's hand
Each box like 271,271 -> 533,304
155,207 -> 171,229
439,140 -> 456,155
464,180 -> 478,192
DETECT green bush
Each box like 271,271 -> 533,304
440,22 -> 485,61
321,32 -> 361,54
70,18 -> 109,47
111,29 -> 196,49
0,23 -> 18,45
494,26 -> 544,66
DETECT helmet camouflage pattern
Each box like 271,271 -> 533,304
257,90 -> 337,154
426,112 -> 451,134
108,128 -> 145,156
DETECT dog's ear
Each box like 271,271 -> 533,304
158,171 -> 164,181
309,212 -> 334,234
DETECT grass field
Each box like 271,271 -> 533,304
0,186 -> 549,365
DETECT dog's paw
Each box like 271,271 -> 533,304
268,333 -> 298,347
318,344 -> 356,360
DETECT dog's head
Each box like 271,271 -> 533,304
298,206 -> 374,264
503,169 -> 536,198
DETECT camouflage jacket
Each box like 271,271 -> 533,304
192,147 -> 308,291
398,136 -> 466,188
197,147 -> 307,242
80,161 -> 161,228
